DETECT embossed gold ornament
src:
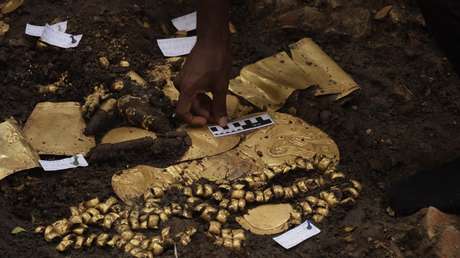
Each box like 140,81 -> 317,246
23,102 -> 96,155
112,165 -> 176,204
0,119 -> 40,180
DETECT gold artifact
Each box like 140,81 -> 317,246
290,38 -> 359,99
180,127 -> 240,162
229,51 -> 313,111
0,119 -> 40,180
101,127 -> 158,144
229,38 -> 360,111
112,165 -> 176,204
23,102 -> 96,155
237,112 -> 340,169
236,204 -> 294,235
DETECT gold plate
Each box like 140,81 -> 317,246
236,204 -> 294,235
238,112 -> 339,168
229,52 -> 313,111
112,165 -> 176,204
180,127 -> 240,162
101,127 -> 157,144
23,102 -> 96,155
0,119 -> 40,180
290,38 -> 359,99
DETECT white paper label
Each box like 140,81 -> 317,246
273,220 -> 321,249
208,113 -> 274,137
171,12 -> 197,32
25,21 -> 68,37
40,24 -> 82,48
157,36 -> 197,57
39,154 -> 88,171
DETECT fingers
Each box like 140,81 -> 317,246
176,91 -> 207,126
211,81 -> 229,127
192,94 -> 212,120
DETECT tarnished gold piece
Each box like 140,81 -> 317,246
229,52 -> 312,111
180,127 -> 240,162
1,0 -> 23,14
238,112 -> 339,168
0,119 -> 40,180
236,204 -> 294,235
229,38 -> 360,111
101,127 -> 157,144
290,38 -> 359,99
0,20 -> 9,36
112,165 -> 176,204
23,102 -> 96,155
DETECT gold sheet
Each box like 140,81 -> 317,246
0,119 -> 40,180
290,38 -> 359,99
23,102 -> 96,156
101,127 -> 157,144
229,52 -> 313,111
229,38 -> 360,110
236,204 -> 294,235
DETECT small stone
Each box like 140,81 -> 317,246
365,129 -> 372,135
386,207 -> 395,217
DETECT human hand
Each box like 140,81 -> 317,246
175,40 -> 231,127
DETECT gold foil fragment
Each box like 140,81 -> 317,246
237,112 -> 339,169
112,165 -> 176,204
236,204 -> 294,235
0,119 -> 40,180
101,127 -> 158,144
290,38 -> 359,99
180,127 -> 240,162
23,102 -> 96,155
229,51 -> 313,111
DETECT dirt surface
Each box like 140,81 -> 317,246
1,0 -> 460,258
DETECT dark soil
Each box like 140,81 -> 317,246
1,0 -> 460,258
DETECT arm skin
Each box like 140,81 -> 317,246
175,0 -> 231,126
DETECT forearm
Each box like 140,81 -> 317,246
197,0 -> 231,45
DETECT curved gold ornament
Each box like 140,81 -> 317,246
236,204 -> 294,235
238,112 -> 339,169
112,165 -> 176,204
101,127 -> 157,144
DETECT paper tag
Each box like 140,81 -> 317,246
25,21 -> 68,37
273,220 -> 321,249
39,154 -> 88,171
171,12 -> 197,32
208,113 -> 274,137
157,36 -> 197,57
40,24 -> 82,48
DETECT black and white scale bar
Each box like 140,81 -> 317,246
208,113 -> 274,137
